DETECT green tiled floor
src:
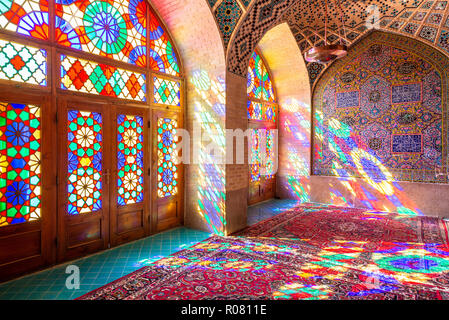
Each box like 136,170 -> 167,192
0,227 -> 211,300
0,199 -> 299,300
247,199 -> 300,226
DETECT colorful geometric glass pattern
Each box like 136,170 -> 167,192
247,102 -> 276,123
117,114 -> 143,206
67,110 -> 102,215
263,71 -> 275,102
153,76 -> 180,106
0,0 -> 49,40
247,50 -> 276,102
247,101 -> 262,121
149,9 -> 180,76
247,50 -> 277,182
60,54 -> 146,101
250,128 -> 276,182
247,50 -> 277,124
0,102 -> 41,226
266,129 -> 275,179
157,117 -> 178,198
247,51 -> 266,100
250,128 -> 261,183
313,40 -> 445,183
0,39 -> 47,86
264,104 -> 276,123
55,0 -> 147,66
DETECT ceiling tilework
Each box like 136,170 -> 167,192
206,0 -> 449,86
284,0 -> 449,88
215,0 -> 244,48
227,0 -> 296,76
241,0 -> 252,7
207,0 -> 220,8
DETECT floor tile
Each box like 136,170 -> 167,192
0,227 -> 211,300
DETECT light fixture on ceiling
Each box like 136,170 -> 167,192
304,0 -> 348,64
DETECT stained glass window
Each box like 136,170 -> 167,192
247,101 -> 276,123
247,49 -> 277,182
149,10 -> 180,76
265,129 -> 275,179
67,110 -> 102,215
250,129 -> 261,182
117,114 -> 143,206
0,0 -> 49,40
247,51 -> 265,100
263,71 -> 275,102
264,103 -> 276,122
247,101 -> 262,121
247,50 -> 277,121
157,118 -> 178,198
153,76 -> 181,106
0,39 -> 47,86
0,102 -> 41,226
249,128 -> 276,182
60,54 -> 146,101
55,0 -> 147,66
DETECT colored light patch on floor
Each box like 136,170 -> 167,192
376,255 -> 449,274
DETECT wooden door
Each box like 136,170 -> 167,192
151,110 -> 183,233
0,92 -> 55,281
109,106 -> 150,247
248,123 -> 277,206
57,98 -> 110,262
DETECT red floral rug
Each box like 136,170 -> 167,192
236,204 -> 449,245
78,205 -> 449,300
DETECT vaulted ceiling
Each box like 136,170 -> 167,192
207,0 -> 449,88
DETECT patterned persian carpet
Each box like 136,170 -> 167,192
79,205 -> 449,300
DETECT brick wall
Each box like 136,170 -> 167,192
151,0 -> 227,234
258,23 -> 312,202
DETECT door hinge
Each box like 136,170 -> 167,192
55,237 -> 59,248
55,111 -> 58,123
148,120 -> 151,128
148,168 -> 151,176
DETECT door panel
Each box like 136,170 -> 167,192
0,94 -> 54,282
152,110 -> 183,232
248,123 -> 277,205
110,107 -> 149,247
58,100 -> 110,262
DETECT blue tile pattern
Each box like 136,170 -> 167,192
247,199 -> 300,226
0,227 -> 211,300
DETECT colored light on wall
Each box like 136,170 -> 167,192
0,102 -> 41,226
117,114 -> 144,206
191,69 -> 226,236
67,110 -> 102,215
313,40 -> 445,184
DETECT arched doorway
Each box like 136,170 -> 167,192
246,48 -> 278,205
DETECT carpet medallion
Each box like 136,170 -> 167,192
79,205 -> 449,300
